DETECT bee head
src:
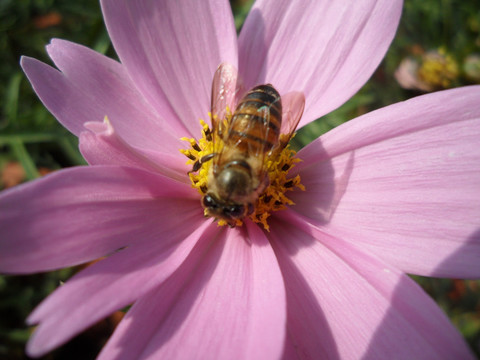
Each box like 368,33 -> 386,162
202,193 -> 249,222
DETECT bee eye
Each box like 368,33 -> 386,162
202,194 -> 218,209
226,205 -> 244,218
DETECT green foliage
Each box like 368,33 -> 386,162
0,0 -> 106,187
0,269 -> 73,359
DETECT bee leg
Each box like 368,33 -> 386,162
189,153 -> 217,173
254,176 -> 270,195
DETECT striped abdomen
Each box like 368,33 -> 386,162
227,84 -> 282,155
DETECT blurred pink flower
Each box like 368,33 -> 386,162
1,0 -> 480,359
395,49 -> 459,92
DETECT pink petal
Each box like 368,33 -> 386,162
270,213 -> 475,359
26,221 -> 213,358
101,0 -> 238,135
292,86 -> 480,278
98,221 -> 286,360
21,56 -> 101,136
238,0 -> 403,127
0,166 -> 199,273
45,39 -> 183,148
79,119 -> 188,183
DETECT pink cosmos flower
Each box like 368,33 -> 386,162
1,0 -> 479,358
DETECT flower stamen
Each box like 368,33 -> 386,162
180,116 -> 304,231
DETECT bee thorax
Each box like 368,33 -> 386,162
216,167 -> 252,201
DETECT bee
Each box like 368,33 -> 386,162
193,63 -> 305,226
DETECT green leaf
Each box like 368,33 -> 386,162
3,72 -> 22,126
10,138 -> 40,180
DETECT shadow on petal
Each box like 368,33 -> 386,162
363,272 -> 476,359
268,217 -> 340,359
364,227 -> 480,358
429,228 -> 480,279
289,139 -> 350,227
98,225 -> 226,358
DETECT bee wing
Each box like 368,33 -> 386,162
211,62 -> 244,134
210,62 -> 244,173
278,91 -> 305,149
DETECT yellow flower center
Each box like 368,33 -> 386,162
417,49 -> 459,89
180,115 -> 304,231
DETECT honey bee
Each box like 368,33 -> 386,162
193,63 -> 305,226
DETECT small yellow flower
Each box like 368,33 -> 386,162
417,49 -> 459,89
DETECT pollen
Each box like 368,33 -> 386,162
180,117 -> 304,231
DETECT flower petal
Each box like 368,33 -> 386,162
101,0 -> 238,134
98,222 -> 286,360
0,166 -> 199,273
79,119 -> 188,183
45,39 -> 183,148
26,221 -> 212,358
293,86 -> 480,278
270,213 -> 475,359
21,56 -> 100,136
238,0 -> 403,126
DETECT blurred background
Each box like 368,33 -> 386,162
1,0 -> 479,358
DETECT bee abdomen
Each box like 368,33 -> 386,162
235,102 -> 281,133
228,84 -> 282,154
229,129 -> 275,150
